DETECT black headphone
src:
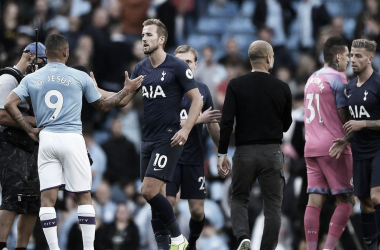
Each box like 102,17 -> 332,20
0,67 -> 24,83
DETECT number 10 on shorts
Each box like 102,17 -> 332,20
153,153 -> 168,169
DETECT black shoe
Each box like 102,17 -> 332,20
186,246 -> 196,250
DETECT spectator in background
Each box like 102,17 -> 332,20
119,101 -> 142,153
194,46 -> 227,103
296,0 -> 330,53
253,0 -> 295,47
0,2 -> 19,56
258,25 -> 295,76
172,0 -> 196,46
86,7 -> 110,89
275,66 -> 299,96
120,0 -> 150,35
107,0 -> 122,25
216,64 -> 241,111
102,117 -> 140,184
134,194 -> 152,249
94,181 -> 118,224
32,0 -> 52,42
63,15 -> 82,52
218,38 -> 245,67
72,35 -> 94,70
101,23 -> 133,92
296,54 -> 317,85
83,126 -> 107,193
156,0 -> 177,49
197,219 -> 229,250
97,204 -> 140,250
355,0 -> 380,40
315,25 -> 334,67
58,194 -> 80,250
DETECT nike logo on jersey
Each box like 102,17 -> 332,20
344,88 -> 351,98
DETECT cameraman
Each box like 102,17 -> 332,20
0,42 -> 46,250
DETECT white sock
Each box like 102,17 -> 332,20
39,207 -> 60,250
78,205 -> 96,250
171,234 -> 185,245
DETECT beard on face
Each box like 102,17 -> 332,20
144,43 -> 159,55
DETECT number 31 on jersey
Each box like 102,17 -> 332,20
306,93 -> 323,123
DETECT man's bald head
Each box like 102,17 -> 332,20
248,40 -> 273,62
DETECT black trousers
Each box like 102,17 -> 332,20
231,144 -> 285,250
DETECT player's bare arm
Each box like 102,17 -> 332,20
90,71 -> 141,108
171,88 -> 202,147
206,123 -> 220,148
91,72 -> 143,112
4,92 -> 43,141
0,109 -> 36,128
342,120 -> 380,134
337,107 -> 351,124
180,107 -> 221,127
90,71 -> 113,99
196,107 -> 221,124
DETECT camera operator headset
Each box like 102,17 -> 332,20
0,42 -> 47,250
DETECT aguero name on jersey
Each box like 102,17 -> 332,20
131,54 -> 197,141
346,71 -> 380,160
178,80 -> 214,165
12,62 -> 101,134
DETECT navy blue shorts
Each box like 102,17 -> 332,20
353,156 -> 380,197
140,139 -> 183,182
166,164 -> 206,199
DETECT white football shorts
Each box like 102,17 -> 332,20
38,130 -> 92,192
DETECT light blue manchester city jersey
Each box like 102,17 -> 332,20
13,62 -> 101,134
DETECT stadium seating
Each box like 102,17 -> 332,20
187,33 -> 219,51
226,17 -> 256,34
240,1 -> 256,18
208,1 -> 239,17
196,17 -> 230,35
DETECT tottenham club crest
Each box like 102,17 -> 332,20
161,71 -> 166,81
186,69 -> 194,79
364,90 -> 368,101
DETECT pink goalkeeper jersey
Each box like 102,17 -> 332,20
304,67 -> 351,157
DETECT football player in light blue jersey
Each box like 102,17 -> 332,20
5,34 -> 143,250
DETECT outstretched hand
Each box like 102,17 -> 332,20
124,71 -> 144,91
198,107 -> 221,124
90,71 -> 99,89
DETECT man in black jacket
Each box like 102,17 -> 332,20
217,40 -> 292,250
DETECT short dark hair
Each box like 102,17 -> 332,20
174,45 -> 198,62
45,34 -> 68,58
352,39 -> 377,54
143,19 -> 168,48
323,36 -> 347,64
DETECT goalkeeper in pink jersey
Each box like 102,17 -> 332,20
303,36 -> 353,250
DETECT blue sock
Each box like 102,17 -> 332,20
148,193 -> 181,237
151,209 -> 170,250
361,212 -> 378,249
